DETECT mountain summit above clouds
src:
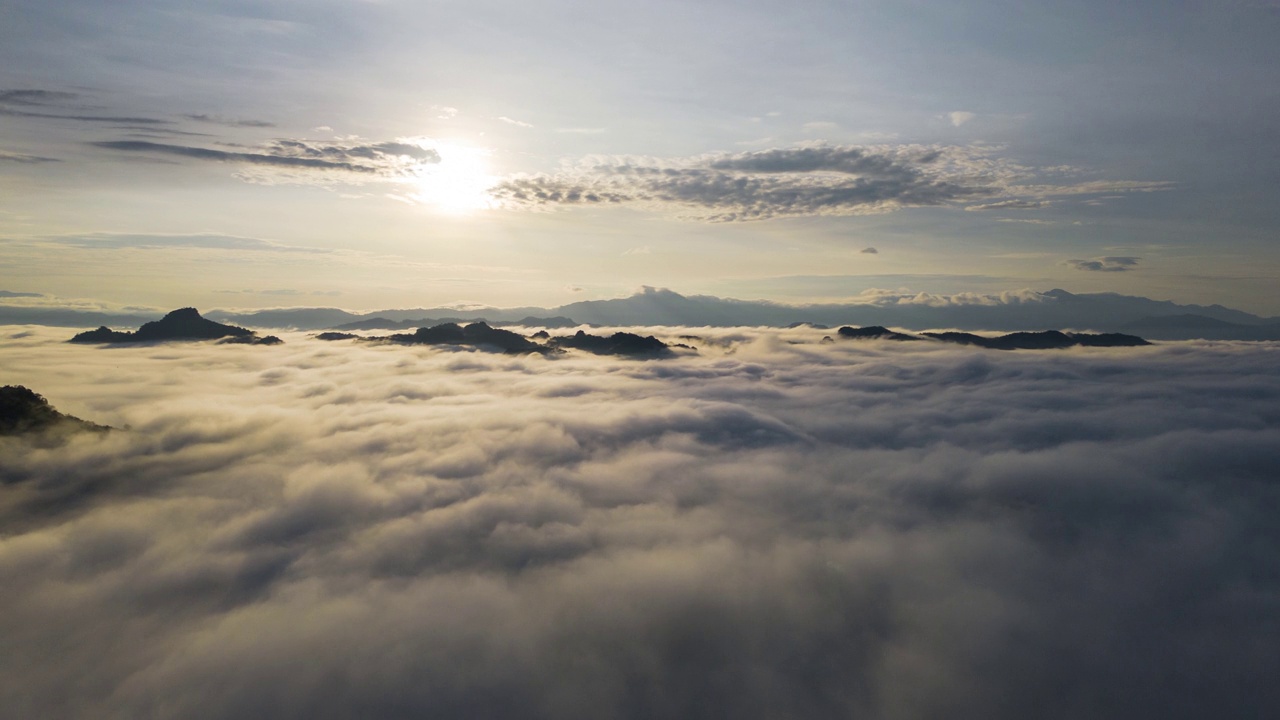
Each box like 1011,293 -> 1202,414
836,326 -> 1151,349
69,308 -> 281,344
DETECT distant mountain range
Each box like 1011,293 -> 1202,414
207,288 -> 1280,340
6,288 -> 1280,341
1117,314 -> 1280,341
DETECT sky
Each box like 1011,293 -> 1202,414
2,0 -> 1279,314
3,327 -> 1279,718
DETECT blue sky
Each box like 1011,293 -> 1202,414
2,0 -> 1278,312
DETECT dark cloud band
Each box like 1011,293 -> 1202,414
1067,256 -> 1141,272
91,138 -> 440,176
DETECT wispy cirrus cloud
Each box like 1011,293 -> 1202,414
965,199 -> 1048,211
0,106 -> 173,125
90,138 -> 440,181
182,114 -> 276,128
0,88 -> 171,125
0,150 -> 60,164
0,89 -> 79,107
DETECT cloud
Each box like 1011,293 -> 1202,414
0,290 -> 43,298
490,144 -> 1174,223
964,199 -> 1047,211
860,247 -> 879,254
183,114 -> 276,128
111,126 -> 215,139
0,107 -> 172,125
1013,180 -> 1176,197
1067,256 -> 1141,272
2,326 -> 1278,718
90,138 -> 440,181
39,232 -> 332,253
947,111 -> 977,127
0,150 -> 59,164
0,89 -> 170,125
0,89 -> 79,107
497,116 -> 534,128
491,145 -> 997,222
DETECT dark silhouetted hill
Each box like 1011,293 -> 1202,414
69,308 -> 274,344
219,334 -> 284,345
551,330 -> 671,356
916,330 -> 1150,349
381,322 -> 545,354
835,326 -> 1151,349
0,386 -> 110,437
334,317 -> 475,331
837,326 -> 919,341
397,323 -> 464,344
788,322 -> 831,329
351,322 -> 675,357
458,323 -> 541,352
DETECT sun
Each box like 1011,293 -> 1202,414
405,140 -> 497,215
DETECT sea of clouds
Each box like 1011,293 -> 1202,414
2,325 -> 1278,719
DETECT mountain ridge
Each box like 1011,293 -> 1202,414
8,289 -> 1279,340
216,288 -> 1279,334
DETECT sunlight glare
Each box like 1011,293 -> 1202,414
405,140 -> 497,215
